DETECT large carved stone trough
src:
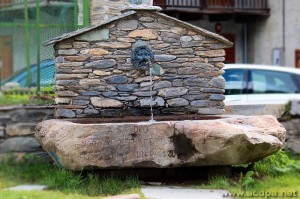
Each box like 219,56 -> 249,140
37,5 -> 286,171
36,115 -> 285,171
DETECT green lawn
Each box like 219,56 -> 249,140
199,150 -> 300,199
0,190 -> 109,199
1,151 -> 299,199
0,86 -> 55,106
0,155 -> 144,199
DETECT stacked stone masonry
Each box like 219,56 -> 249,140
0,105 -> 299,158
282,119 -> 300,153
90,0 -> 154,25
0,106 -> 54,159
54,11 -> 231,118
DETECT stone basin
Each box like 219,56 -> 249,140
35,115 -> 285,171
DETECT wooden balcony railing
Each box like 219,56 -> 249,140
154,0 -> 269,13
206,0 -> 234,9
234,0 -> 268,10
154,0 -> 202,8
153,0 -> 202,9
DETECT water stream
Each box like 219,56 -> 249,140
149,67 -> 156,123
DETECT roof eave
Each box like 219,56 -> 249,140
44,9 -> 233,47
43,11 -> 137,46
154,12 -> 233,47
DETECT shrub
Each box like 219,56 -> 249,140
254,150 -> 300,176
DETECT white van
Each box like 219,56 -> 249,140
223,64 -> 300,105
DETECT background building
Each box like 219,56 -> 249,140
153,0 -> 300,68
1,0 -> 300,88
0,0 -> 78,79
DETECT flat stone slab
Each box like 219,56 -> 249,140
35,115 -> 285,170
225,104 -> 286,118
6,185 -> 48,191
141,186 -> 232,199
104,194 -> 140,199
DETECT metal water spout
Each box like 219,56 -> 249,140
131,38 -> 154,72
131,39 -> 156,122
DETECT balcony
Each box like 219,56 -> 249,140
153,0 -> 270,20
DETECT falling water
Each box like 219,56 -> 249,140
149,67 -> 156,123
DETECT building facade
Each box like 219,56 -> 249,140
249,0 -> 300,68
2,0 -> 300,84
153,0 -> 300,68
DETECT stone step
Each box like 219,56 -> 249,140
141,186 -> 232,199
6,185 -> 48,191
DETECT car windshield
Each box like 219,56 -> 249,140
250,69 -> 298,94
223,69 -> 246,95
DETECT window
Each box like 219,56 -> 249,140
223,69 -> 246,95
295,74 -> 300,87
250,70 -> 297,94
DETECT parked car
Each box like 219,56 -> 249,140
2,60 -> 55,88
223,64 -> 300,105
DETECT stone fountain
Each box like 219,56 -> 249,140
36,5 -> 286,171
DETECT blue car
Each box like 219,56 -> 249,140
2,60 -> 55,87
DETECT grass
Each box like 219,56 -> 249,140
0,86 -> 55,106
0,188 -> 144,199
0,155 -> 144,199
0,95 -> 54,106
1,151 -> 299,199
0,190 -> 102,199
198,150 -> 300,198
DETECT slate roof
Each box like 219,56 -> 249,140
155,12 -> 233,46
44,11 -> 136,46
44,7 -> 233,46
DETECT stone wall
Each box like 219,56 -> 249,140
0,106 -> 54,159
90,0 -> 153,25
54,11 -> 228,119
0,105 -> 299,159
282,119 -> 300,153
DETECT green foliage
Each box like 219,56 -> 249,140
232,163 -> 251,168
0,86 -> 55,106
280,101 -> 292,121
84,173 -> 102,196
237,171 -> 256,190
254,150 -> 300,176
196,151 -> 300,197
44,169 -> 83,192
202,175 -> 231,189
0,154 -> 50,184
0,155 -> 140,197
40,85 -> 55,93
99,175 -> 140,196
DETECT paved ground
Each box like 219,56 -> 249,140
141,186 -> 231,199
6,185 -> 48,191
5,184 -> 231,199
